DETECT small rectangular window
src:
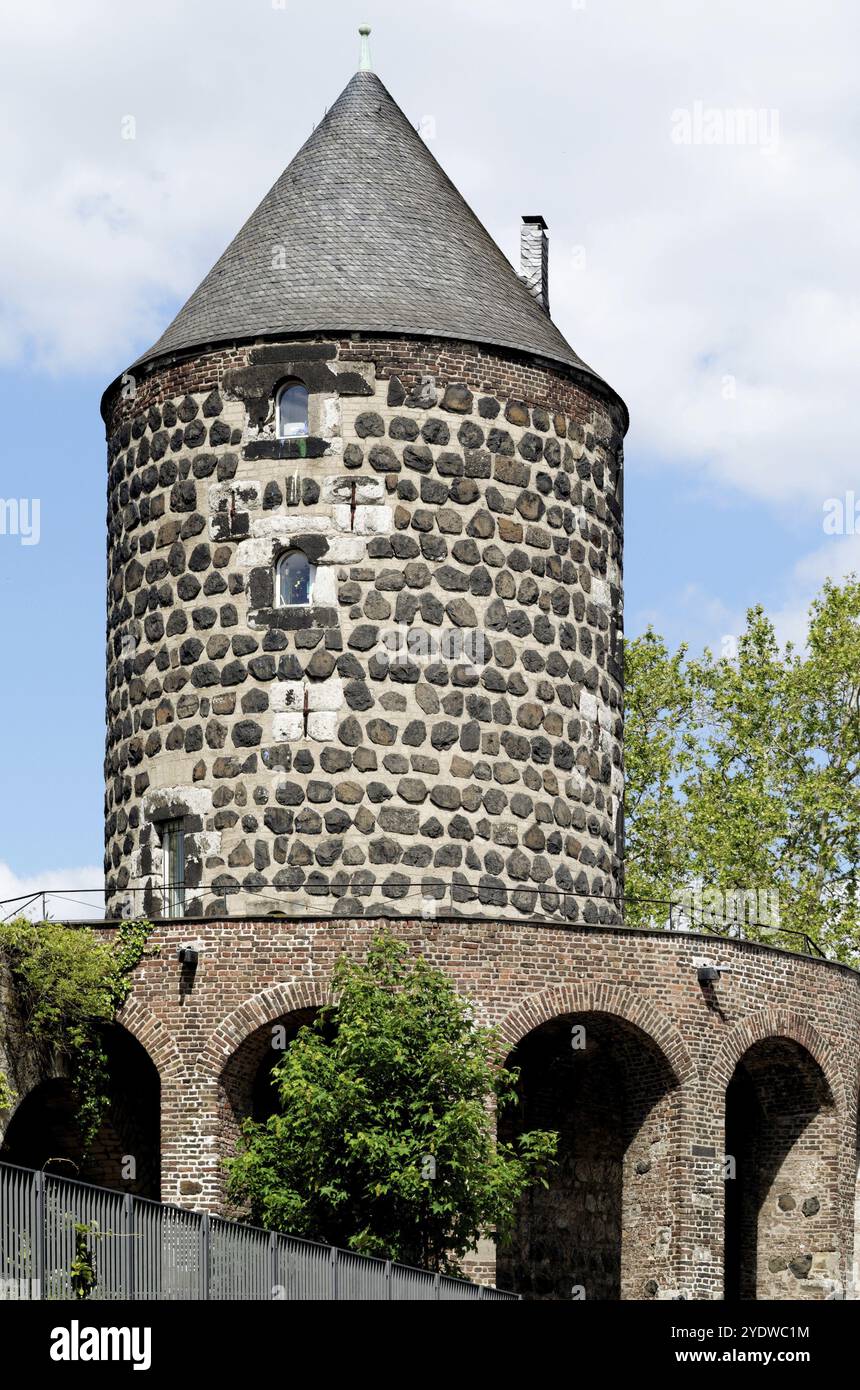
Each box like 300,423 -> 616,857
162,819 -> 186,917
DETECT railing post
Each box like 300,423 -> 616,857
434,1272 -> 441,1301
33,1170 -> 45,1301
123,1193 -> 134,1300
330,1245 -> 339,1301
269,1231 -> 278,1300
385,1258 -> 391,1300
200,1212 -> 210,1301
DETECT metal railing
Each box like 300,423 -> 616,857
0,881 -> 830,961
0,1161 -> 516,1302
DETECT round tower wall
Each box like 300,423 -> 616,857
102,336 -> 625,923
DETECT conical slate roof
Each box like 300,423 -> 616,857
133,69 -> 604,386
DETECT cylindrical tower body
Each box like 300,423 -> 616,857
103,334 -> 625,924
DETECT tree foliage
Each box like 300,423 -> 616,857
624,577 -> 860,960
227,934 -> 557,1273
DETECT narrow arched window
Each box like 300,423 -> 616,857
276,379 -> 309,438
277,549 -> 314,606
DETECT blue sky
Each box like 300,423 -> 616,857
1,0 -> 857,908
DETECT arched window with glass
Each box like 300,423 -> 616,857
277,549 -> 314,607
276,379 -> 309,438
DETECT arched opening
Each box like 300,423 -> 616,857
219,1008 -> 321,1141
496,1012 -> 679,1301
0,1026 -> 160,1197
724,1037 -> 838,1300
276,548 -> 315,607
276,379 -> 309,439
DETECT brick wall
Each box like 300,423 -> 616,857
29,915 -> 853,1301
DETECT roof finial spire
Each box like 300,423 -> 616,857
358,24 -> 373,72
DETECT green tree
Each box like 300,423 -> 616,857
623,628 -> 698,912
226,934 -> 557,1274
623,577 -> 860,961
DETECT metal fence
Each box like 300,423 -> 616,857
0,1161 -> 517,1301
0,884 -> 829,964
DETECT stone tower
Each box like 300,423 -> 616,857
101,45 -> 628,925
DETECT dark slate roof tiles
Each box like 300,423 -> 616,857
132,70 -> 611,394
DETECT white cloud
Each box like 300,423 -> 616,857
768,531 -> 860,649
0,862 -> 104,922
638,531 -> 860,657
0,0 -> 854,516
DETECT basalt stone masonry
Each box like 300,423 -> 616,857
102,335 -> 625,923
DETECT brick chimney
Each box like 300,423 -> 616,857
520,215 -> 550,315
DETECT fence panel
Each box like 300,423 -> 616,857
336,1249 -> 389,1301
133,1197 -> 202,1300
0,1161 -> 517,1300
440,1273 -> 482,1301
389,1262 -> 438,1301
272,1233 -> 332,1301
0,1162 -> 37,1298
209,1215 -> 271,1300
43,1175 -> 127,1300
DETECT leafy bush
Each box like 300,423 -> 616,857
227,933 -> 557,1274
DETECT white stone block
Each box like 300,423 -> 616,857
249,514 -> 334,539
144,785 -> 213,819
208,481 -> 262,514
272,712 -> 303,742
322,476 -> 385,505
308,711 -> 337,741
272,682 -> 304,713
234,526 -> 365,569
312,567 -> 337,604
306,677 -> 344,712
352,504 -> 394,535
323,535 -> 366,563
321,397 -> 341,436
193,832 -> 222,860
579,690 -> 598,721
233,536 -> 279,567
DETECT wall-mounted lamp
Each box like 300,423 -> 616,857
696,962 -> 732,985
177,946 -> 199,968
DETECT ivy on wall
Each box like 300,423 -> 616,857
0,917 -> 156,1148
0,1070 -> 15,1112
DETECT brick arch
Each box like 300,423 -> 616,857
6,1002 -> 173,1098
706,1008 -> 846,1110
117,997 -> 184,1082
197,980 -> 332,1079
1,1007 -> 163,1198
498,982 -> 695,1086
